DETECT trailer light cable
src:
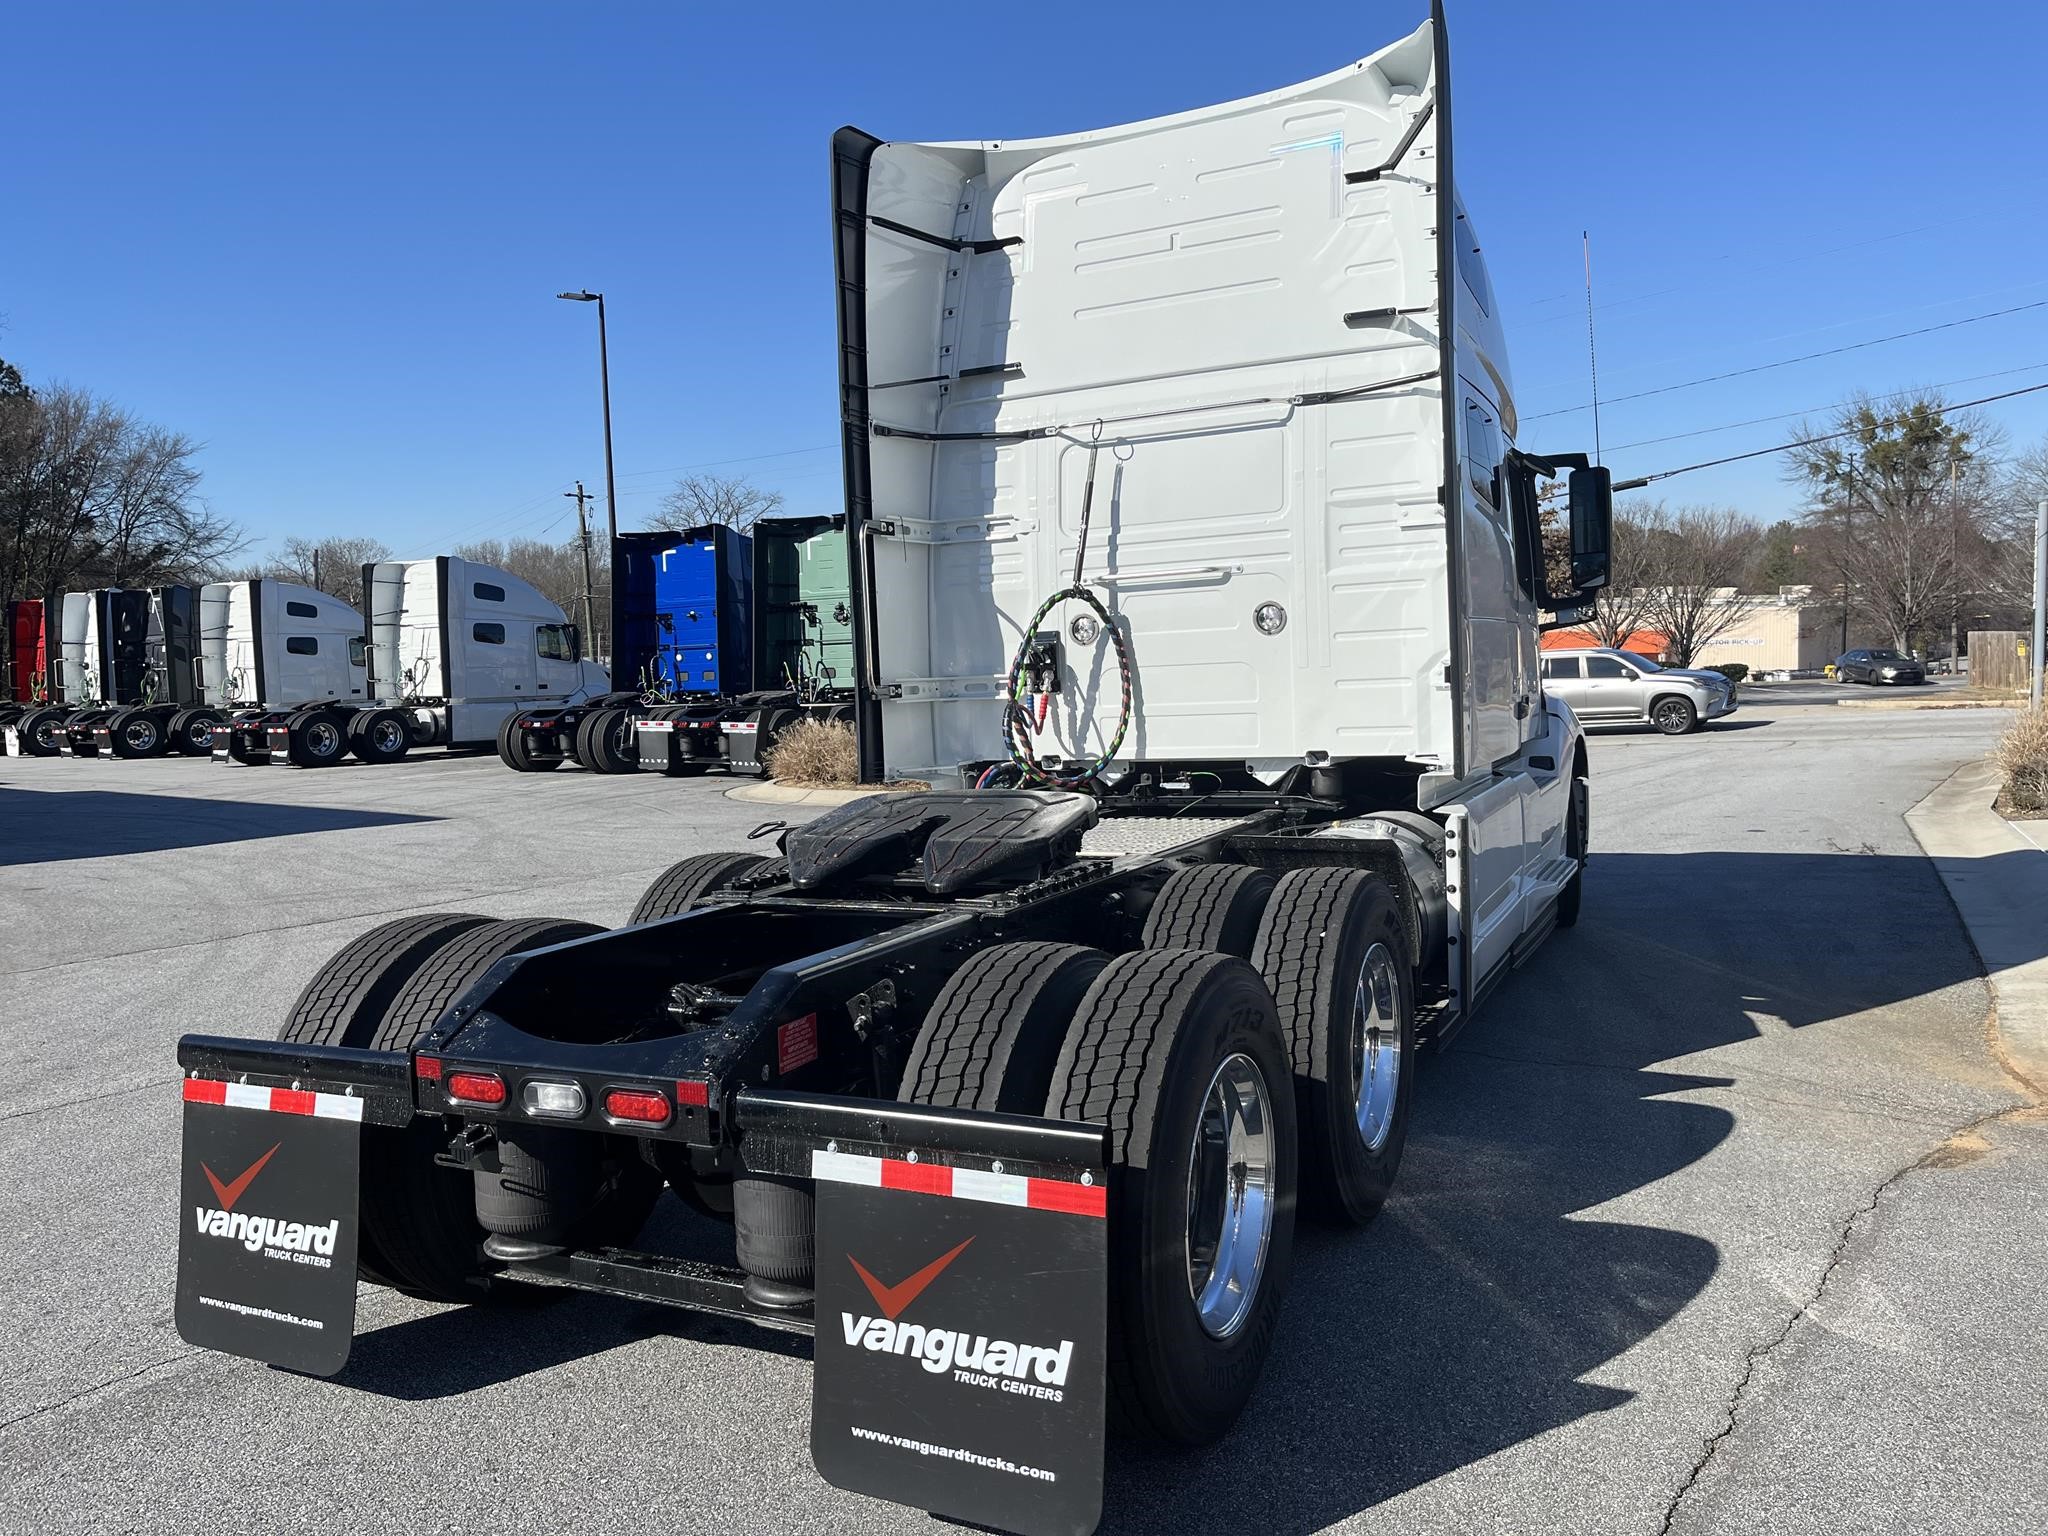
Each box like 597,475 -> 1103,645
1000,425 -> 1135,790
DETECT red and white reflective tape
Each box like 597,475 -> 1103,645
811,1149 -> 1106,1218
636,720 -> 674,731
183,1077 -> 365,1123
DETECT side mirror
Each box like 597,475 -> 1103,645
1568,466 -> 1613,594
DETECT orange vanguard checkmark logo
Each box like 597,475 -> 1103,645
201,1143 -> 280,1212
847,1237 -> 974,1321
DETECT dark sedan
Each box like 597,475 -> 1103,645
1833,648 -> 1926,685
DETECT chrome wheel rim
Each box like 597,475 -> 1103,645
123,719 -> 157,752
307,721 -> 342,756
370,719 -> 404,754
1350,942 -> 1404,1154
1185,1051 -> 1276,1340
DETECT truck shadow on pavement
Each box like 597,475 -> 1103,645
327,846 -> 2003,1528
0,787 -> 436,865
1100,846 -> 2000,1532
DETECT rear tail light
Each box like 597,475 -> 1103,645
674,1077 -> 711,1108
604,1088 -> 672,1125
446,1070 -> 507,1106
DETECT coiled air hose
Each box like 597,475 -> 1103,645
998,428 -> 1134,790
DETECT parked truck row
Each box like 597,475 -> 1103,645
497,514 -> 857,777
171,9 -> 1611,1533
1,555 -> 607,764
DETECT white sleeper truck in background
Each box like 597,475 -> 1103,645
365,556 -> 609,748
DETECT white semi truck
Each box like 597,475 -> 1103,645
216,557 -> 610,766
171,9 -> 1609,1533
206,578 -> 380,763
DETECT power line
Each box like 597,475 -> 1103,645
613,443 -> 837,482
1610,379 -> 2048,490
1603,361 -> 2048,454
1525,298 -> 2048,422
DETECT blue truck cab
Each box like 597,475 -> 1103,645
650,525 -> 752,698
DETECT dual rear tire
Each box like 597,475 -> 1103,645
496,712 -> 559,773
574,707 -> 638,774
895,864 -> 1415,1445
278,912 -> 658,1300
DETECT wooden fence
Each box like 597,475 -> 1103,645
1967,631 -> 2035,694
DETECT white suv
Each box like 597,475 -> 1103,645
1541,648 -> 1738,735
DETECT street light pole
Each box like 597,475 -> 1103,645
558,290 -> 619,667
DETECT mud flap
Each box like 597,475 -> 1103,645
172,1079 -> 362,1376
809,1147 -> 1107,1536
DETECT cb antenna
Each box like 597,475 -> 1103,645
1584,229 -> 1603,464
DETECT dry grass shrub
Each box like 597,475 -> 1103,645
1995,703 -> 2048,813
765,718 -> 859,786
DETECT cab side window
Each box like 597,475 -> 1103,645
285,636 -> 318,656
1542,656 -> 1582,680
1585,656 -> 1630,680
536,624 -> 572,662
472,622 -> 505,646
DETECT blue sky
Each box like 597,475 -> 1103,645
5,1 -> 2046,563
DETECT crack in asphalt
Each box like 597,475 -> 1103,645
0,1077 -> 173,1125
0,1350 -> 196,1437
1656,1101 -> 2034,1534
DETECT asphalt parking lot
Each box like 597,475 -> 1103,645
3,690 -> 2042,1535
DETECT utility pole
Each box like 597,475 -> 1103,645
1949,456 -> 1961,669
565,481 -> 598,655
2033,497 -> 2045,711
312,546 -> 322,594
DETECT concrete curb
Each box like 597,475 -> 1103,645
1906,760 -> 2048,1095
1836,697 -> 2018,712
722,781 -> 894,807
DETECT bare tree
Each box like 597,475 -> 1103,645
264,536 -> 392,608
658,473 -> 783,531
1636,506 -> 1763,666
1989,434 -> 2048,614
1581,502 -> 1662,648
1787,392 -> 2001,653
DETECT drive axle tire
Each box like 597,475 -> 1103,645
276,912 -> 495,1288
1141,864 -> 1277,958
574,707 -> 637,774
278,912 -> 496,1049
167,707 -> 221,756
105,708 -> 165,758
349,708 -> 412,764
363,916 -> 657,1300
1253,869 -> 1415,1228
286,711 -> 349,767
901,942 -> 1109,1114
628,851 -> 773,925
17,707 -> 65,756
370,916 -> 603,1054
1045,949 -> 1297,1445
496,712 -> 554,772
